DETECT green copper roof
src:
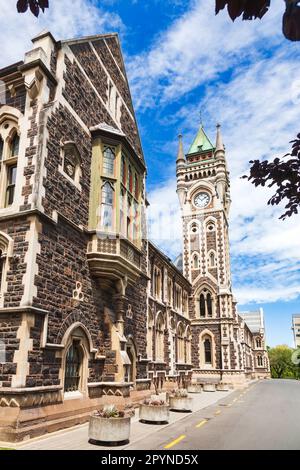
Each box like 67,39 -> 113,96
187,126 -> 214,155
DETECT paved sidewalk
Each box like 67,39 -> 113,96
14,389 -> 235,450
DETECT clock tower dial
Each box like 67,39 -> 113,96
194,192 -> 210,208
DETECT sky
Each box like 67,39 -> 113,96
0,0 -> 299,347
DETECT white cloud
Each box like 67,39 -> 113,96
0,0 -> 123,68
128,0 -> 284,109
144,1 -> 300,304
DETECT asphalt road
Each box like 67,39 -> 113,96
126,379 -> 300,450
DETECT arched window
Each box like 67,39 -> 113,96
121,155 -> 126,185
204,338 -> 212,364
101,181 -> 114,229
64,340 -> 83,392
134,174 -> 139,199
198,288 -> 214,318
193,253 -> 200,269
257,355 -> 263,367
177,323 -> 185,363
10,133 -> 19,157
128,165 -> 133,192
147,310 -> 154,360
133,201 -> 139,244
155,313 -> 165,362
200,294 -> 206,317
102,145 -> 115,176
256,338 -> 262,348
207,293 -> 213,317
119,190 -> 126,236
209,252 -> 216,267
0,232 -> 12,306
186,326 -> 192,364
154,268 -> 162,300
0,137 -> 3,161
5,165 -> 17,207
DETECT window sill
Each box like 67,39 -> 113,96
63,390 -> 84,400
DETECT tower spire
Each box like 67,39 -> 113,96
215,123 -> 225,155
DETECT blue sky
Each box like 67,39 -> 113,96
1,0 -> 299,347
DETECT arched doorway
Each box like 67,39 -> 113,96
61,324 -> 92,396
64,340 -> 83,392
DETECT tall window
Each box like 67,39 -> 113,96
147,310 -> 154,360
127,197 -> 132,239
5,165 -> 17,207
0,249 -> 4,292
0,129 -> 20,208
102,146 -> 115,176
204,338 -> 212,364
256,338 -> 262,348
154,268 -> 162,300
177,323 -> 185,363
167,278 -> 172,306
121,155 -> 126,185
186,327 -> 192,364
207,293 -> 212,317
133,201 -> 139,244
0,137 -> 3,161
134,174 -> 139,199
101,182 -> 114,229
257,355 -> 263,367
120,190 -> 126,236
10,133 -> 19,157
209,252 -> 216,267
128,165 -> 133,193
193,253 -> 200,269
64,340 -> 82,392
199,289 -> 214,318
155,313 -> 165,362
200,294 -> 206,317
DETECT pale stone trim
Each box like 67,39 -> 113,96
21,216 -> 41,307
11,312 -> 35,387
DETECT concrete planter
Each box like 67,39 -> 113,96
169,396 -> 193,412
216,383 -> 230,391
187,384 -> 202,393
203,383 -> 216,392
139,404 -> 169,424
88,415 -> 131,444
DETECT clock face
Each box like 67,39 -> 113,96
194,192 -> 210,208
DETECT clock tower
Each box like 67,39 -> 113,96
176,124 -> 245,385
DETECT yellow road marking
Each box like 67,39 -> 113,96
164,434 -> 186,449
215,410 -> 221,415
196,419 -> 208,429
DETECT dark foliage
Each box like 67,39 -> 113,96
215,0 -> 270,20
216,0 -> 300,41
16,0 -> 49,17
243,134 -> 300,219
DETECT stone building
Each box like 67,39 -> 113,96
0,31 -> 268,442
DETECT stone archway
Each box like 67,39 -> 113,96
60,324 -> 92,397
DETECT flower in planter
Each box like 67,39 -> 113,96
143,397 -> 167,406
95,405 -> 125,419
171,388 -> 189,398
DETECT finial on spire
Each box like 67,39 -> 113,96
215,123 -> 225,153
